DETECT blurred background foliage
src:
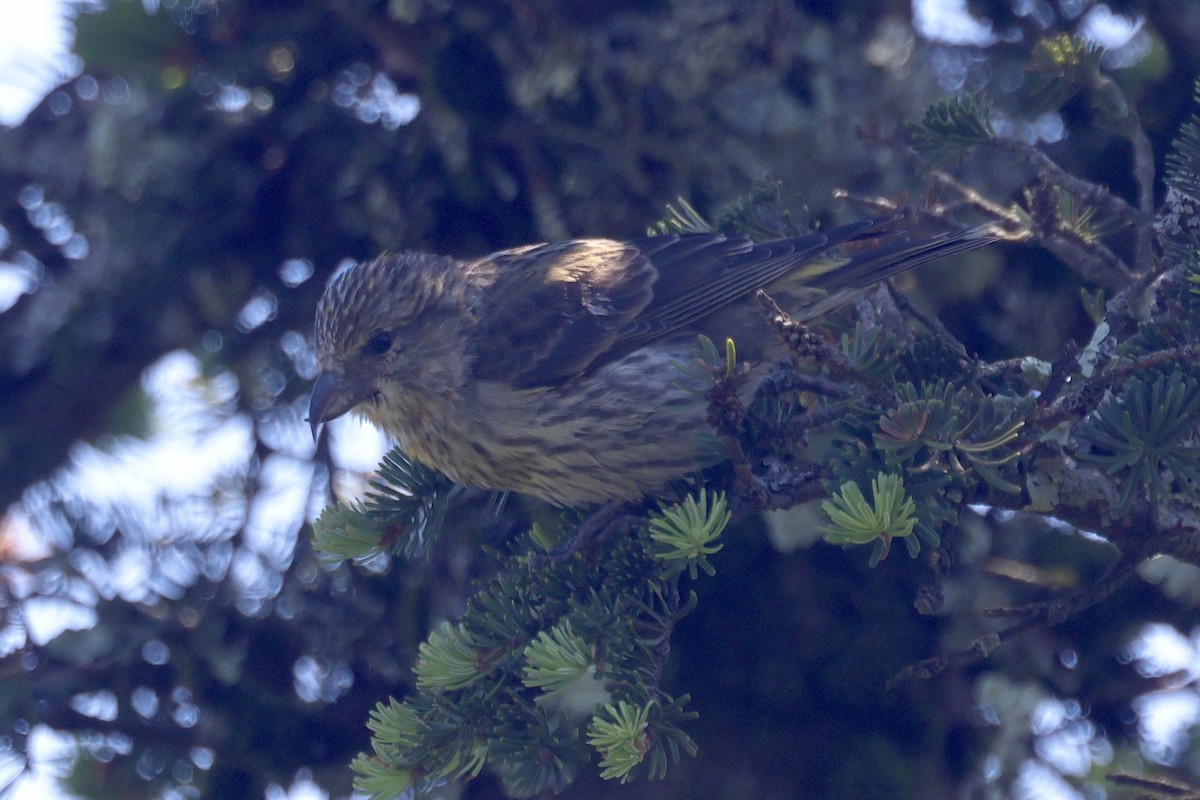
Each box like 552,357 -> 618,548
0,0 -> 1198,799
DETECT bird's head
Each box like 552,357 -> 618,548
308,252 -> 472,438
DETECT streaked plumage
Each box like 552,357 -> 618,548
310,216 -> 992,505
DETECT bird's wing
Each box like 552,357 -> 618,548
624,217 -> 997,344
467,239 -> 660,387
468,216 -> 992,387
614,218 -> 884,351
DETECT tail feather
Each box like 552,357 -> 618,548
810,224 -> 996,293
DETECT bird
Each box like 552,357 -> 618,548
309,214 -> 993,507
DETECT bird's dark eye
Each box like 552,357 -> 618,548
366,331 -> 392,354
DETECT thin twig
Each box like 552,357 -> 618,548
988,137 -> 1147,230
929,171 -> 1027,229
1104,267 -> 1161,332
1094,74 -> 1157,271
1036,225 -> 1134,291
1036,344 -> 1200,429
888,548 -> 1141,687
975,357 -> 1028,379
984,548 -> 1138,620
884,279 -> 971,360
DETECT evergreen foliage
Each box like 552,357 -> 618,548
310,52 -> 1200,797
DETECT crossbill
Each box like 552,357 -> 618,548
309,215 -> 991,506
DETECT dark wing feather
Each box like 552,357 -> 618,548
622,216 -> 995,344
469,240 -> 658,387
616,217 -> 887,349
469,215 -> 993,388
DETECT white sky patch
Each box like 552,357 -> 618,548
329,415 -> 389,474
6,726 -> 80,800
1078,5 -> 1150,69
0,504 -> 52,562
22,595 -> 97,645
0,260 -> 37,312
67,415 -> 254,510
1013,759 -> 1085,800
243,454 -> 315,570
265,773 -> 330,800
912,0 -> 998,47
16,351 -> 259,613
1031,701 -> 1109,777
1125,623 -> 1200,764
1126,622 -> 1200,679
1135,688 -> 1200,764
0,0 -> 76,127
1078,4 -> 1143,49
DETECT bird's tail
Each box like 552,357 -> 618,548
771,218 -> 996,321
810,218 -> 997,293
